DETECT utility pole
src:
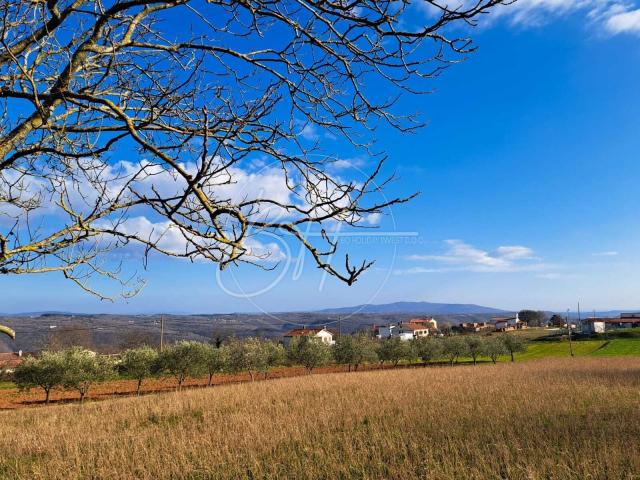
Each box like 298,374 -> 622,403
160,315 -> 165,352
566,308 -> 574,357
577,302 -> 581,333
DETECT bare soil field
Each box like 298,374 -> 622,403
0,363 -> 392,409
0,357 -> 638,479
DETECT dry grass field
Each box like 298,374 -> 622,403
1,357 -> 639,480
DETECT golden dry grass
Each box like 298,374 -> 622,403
1,357 -> 639,480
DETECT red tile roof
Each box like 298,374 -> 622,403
0,352 -> 23,367
284,328 -> 334,337
406,318 -> 435,324
584,317 -> 640,324
399,323 -> 428,331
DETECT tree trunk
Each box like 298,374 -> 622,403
208,373 -> 214,386
348,364 -> 351,372
491,357 -> 497,364
473,357 -> 477,365
136,379 -> 142,396
45,388 -> 51,405
79,391 -> 85,404
510,351 -> 515,362
249,371 -> 255,382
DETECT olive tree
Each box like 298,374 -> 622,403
119,346 -> 158,395
61,347 -> 114,403
259,340 -> 286,380
157,341 -> 208,389
376,337 -> 413,367
226,337 -> 271,382
501,335 -> 527,362
482,337 -> 508,364
464,336 -> 486,366
203,344 -> 228,386
286,337 -> 332,374
333,334 -> 378,371
0,0 -> 506,298
442,336 -> 469,366
13,351 -> 66,404
414,337 -> 444,365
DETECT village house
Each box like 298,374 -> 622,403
376,318 -> 436,341
582,318 -> 606,334
455,321 -> 491,333
583,313 -> 640,334
492,314 -> 528,332
282,327 -> 335,346
0,351 -> 24,373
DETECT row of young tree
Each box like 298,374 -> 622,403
348,334 -> 527,368
13,334 -> 527,404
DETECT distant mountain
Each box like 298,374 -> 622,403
0,311 -> 76,317
317,301 -> 510,315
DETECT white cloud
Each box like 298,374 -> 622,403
393,266 -> 449,275
331,157 -> 366,170
102,216 -> 188,254
605,8 -> 640,32
495,245 -> 536,260
242,238 -> 287,263
493,0 -> 608,27
404,239 -> 551,273
419,0 -> 640,36
2,156 -> 378,264
592,250 -> 619,256
365,213 -> 382,226
300,124 -> 319,141
536,272 -> 582,279
97,215 -> 286,263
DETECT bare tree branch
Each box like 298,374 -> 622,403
0,0 -> 507,298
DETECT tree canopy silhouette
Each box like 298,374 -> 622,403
0,0 -> 506,298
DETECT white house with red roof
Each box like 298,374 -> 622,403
377,318 -> 435,341
583,313 -> 640,334
283,326 -> 335,346
492,314 -> 528,332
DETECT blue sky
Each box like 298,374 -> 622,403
2,1 -> 640,314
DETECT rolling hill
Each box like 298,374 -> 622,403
317,301 -> 510,315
